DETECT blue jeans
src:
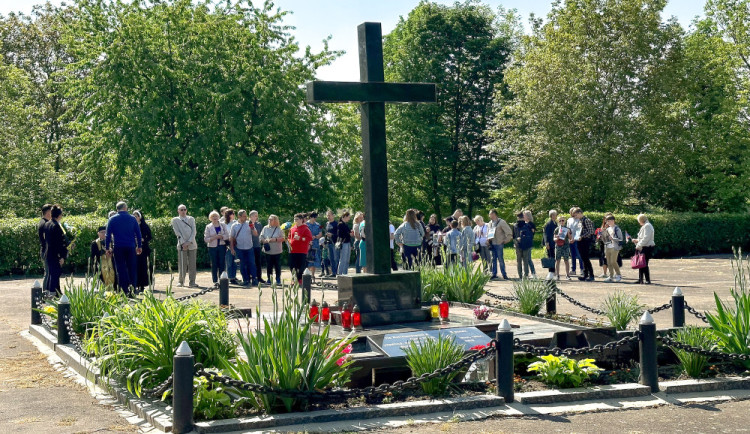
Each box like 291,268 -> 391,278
225,248 -> 237,279
402,245 -> 419,269
569,241 -> 584,272
208,245 -> 226,283
337,242 -> 352,275
490,243 -> 507,277
328,242 -> 339,275
354,240 -> 362,273
235,248 -> 257,285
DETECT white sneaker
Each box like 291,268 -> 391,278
531,274 -> 537,279
603,277 -> 613,283
546,272 -> 555,280
615,275 -> 622,282
599,273 -> 608,278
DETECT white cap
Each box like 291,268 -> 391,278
303,268 -> 311,275
32,280 -> 42,289
220,271 -> 228,280
60,294 -> 70,304
176,341 -> 192,356
640,311 -> 655,325
672,287 -> 683,297
498,319 -> 512,331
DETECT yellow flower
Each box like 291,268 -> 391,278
104,291 -> 113,298
43,306 -> 56,315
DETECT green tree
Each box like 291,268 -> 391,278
66,0 -> 341,217
383,1 -> 515,218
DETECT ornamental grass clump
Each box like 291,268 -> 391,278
416,253 -> 448,301
511,278 -> 552,316
404,334 -> 466,396
444,261 -> 491,303
672,326 -> 717,378
528,355 -> 603,388
86,289 -> 236,398
706,249 -> 750,369
220,285 -> 356,414
62,274 -> 128,336
602,290 -> 644,330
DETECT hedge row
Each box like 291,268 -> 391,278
2,212 -> 749,276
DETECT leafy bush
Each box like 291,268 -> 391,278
85,290 -> 236,397
527,355 -> 603,388
61,274 -> 127,336
511,278 -> 552,316
220,285 -> 356,414
706,249 -> 750,368
601,290 -> 644,330
444,261 -> 491,303
672,326 -> 717,378
404,334 -> 466,396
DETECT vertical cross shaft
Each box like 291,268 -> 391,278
358,23 -> 391,275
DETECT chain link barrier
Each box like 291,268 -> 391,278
554,288 -> 607,316
141,374 -> 175,398
513,332 -> 641,357
647,301 -> 673,314
484,291 -> 519,302
657,334 -> 749,361
311,281 -> 339,292
174,285 -> 218,302
194,339 -> 497,401
683,302 -> 709,323
34,295 -> 56,332
63,317 -> 89,356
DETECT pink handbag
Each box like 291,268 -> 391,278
631,252 -> 646,269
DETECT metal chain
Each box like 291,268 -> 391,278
683,302 -> 709,323
174,285 -> 218,302
194,339 -> 498,401
141,374 -> 174,398
484,291 -> 519,302
647,301 -> 673,314
312,281 -> 339,291
34,295 -> 56,332
554,289 -> 607,316
513,332 -> 640,357
63,317 -> 89,356
658,334 -> 749,361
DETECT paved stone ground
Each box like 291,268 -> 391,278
0,254 -> 743,432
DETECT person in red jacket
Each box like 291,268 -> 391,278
288,213 -> 313,285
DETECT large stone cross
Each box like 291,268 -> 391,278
306,22 -> 436,275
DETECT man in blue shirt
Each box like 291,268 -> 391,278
105,201 -> 142,295
230,210 -> 257,287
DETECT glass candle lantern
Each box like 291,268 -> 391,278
309,299 -> 319,322
341,302 -> 352,331
321,301 -> 330,324
352,304 -> 361,329
439,294 -> 449,322
430,296 -> 440,321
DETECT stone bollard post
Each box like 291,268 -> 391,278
671,287 -> 685,328
57,294 -> 71,345
172,341 -> 194,434
639,312 -> 659,392
302,268 -> 312,304
31,280 -> 42,325
219,271 -> 229,307
545,280 -> 557,315
495,319 -> 514,403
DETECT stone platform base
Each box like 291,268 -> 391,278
337,271 -> 424,327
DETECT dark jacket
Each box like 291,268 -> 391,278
337,220 -> 352,244
139,221 -> 153,255
38,217 -> 48,256
513,220 -> 535,250
44,220 -> 68,261
326,220 -> 338,243
542,219 -> 557,248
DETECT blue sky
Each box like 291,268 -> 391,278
2,0 -> 707,80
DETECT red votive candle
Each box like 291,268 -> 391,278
352,304 -> 361,329
439,294 -> 449,321
309,299 -> 319,322
341,303 -> 352,330
321,301 -> 330,323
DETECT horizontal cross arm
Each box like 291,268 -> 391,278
306,81 -> 436,104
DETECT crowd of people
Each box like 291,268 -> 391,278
36,202 -> 657,296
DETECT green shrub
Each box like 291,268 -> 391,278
404,334 -> 466,396
220,285 -> 356,414
602,290 -> 644,330
706,249 -> 750,369
85,290 -> 236,398
444,262 -> 491,303
527,355 -> 603,388
59,274 -> 128,336
416,252 -> 449,302
511,278 -> 552,316
672,326 -> 717,378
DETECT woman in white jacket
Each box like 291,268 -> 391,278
631,214 -> 655,284
204,210 -> 229,287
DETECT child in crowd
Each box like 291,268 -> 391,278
554,216 -> 573,280
444,220 -> 461,264
320,238 -> 331,277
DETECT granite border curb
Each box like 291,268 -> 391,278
195,395 -> 504,433
516,383 -> 651,404
659,377 -> 750,394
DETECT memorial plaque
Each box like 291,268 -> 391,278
369,327 -> 491,357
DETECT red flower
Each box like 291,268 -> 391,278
470,343 -> 489,351
342,344 -> 353,354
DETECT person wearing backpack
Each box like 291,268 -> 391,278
513,211 -> 534,279
601,215 -> 623,282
